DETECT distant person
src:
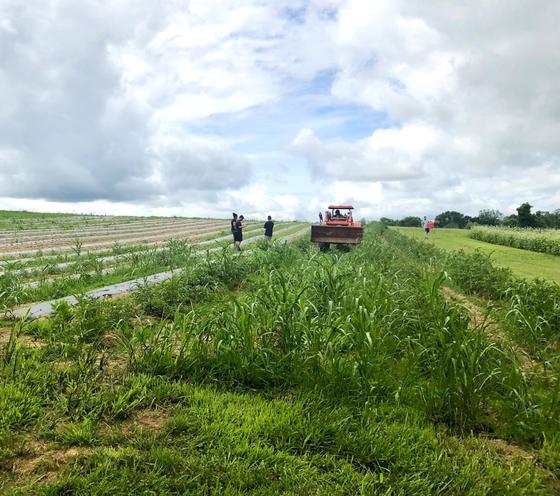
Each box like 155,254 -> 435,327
231,212 -> 238,243
318,211 -> 323,224
422,216 -> 431,239
263,215 -> 274,244
234,215 -> 244,250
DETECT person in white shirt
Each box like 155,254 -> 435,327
422,216 -> 431,239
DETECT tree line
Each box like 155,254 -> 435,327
380,203 -> 560,229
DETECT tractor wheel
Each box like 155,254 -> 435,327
319,242 -> 330,252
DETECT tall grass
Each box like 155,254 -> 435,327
1,223 -> 559,493
471,225 -> 560,255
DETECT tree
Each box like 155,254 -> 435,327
502,214 -> 517,227
435,211 -> 468,228
516,202 -> 535,227
534,209 -> 560,228
475,209 -> 503,226
380,217 -> 398,226
398,216 -> 421,227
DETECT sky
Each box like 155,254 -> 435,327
1,0 -> 559,221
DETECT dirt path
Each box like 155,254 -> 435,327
442,286 -> 536,372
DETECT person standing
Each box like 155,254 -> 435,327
422,216 -> 431,239
318,211 -> 323,224
231,213 -> 238,243
263,215 -> 274,244
234,215 -> 244,251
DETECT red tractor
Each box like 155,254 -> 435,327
311,205 -> 363,251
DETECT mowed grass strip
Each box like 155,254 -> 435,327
393,226 -> 560,283
2,383 -> 548,495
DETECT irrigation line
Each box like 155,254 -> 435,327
10,226 -> 310,320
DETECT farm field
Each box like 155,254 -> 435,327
1,220 -> 559,494
394,226 -> 560,284
0,213 -> 308,308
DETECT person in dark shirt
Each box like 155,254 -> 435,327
231,212 -> 238,242
234,215 -> 244,251
263,215 -> 274,244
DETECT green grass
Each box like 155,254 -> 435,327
394,227 -> 560,283
1,224 -> 559,494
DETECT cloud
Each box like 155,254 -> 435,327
290,125 -> 439,181
329,0 -> 560,173
0,0 -> 559,220
0,1 -> 161,202
154,136 -> 252,195
0,0 -> 339,207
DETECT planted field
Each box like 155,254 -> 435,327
1,221 -> 559,494
0,213 -> 308,309
470,226 -> 560,256
394,226 -> 560,283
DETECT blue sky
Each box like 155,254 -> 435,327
0,0 -> 559,220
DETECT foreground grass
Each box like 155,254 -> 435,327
1,227 -> 559,494
1,379 -> 549,495
394,226 -> 560,283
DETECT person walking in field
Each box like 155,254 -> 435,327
263,215 -> 274,244
422,216 -> 431,239
234,215 -> 244,251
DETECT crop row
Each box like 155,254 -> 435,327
470,225 -> 560,256
0,218 -> 212,245
0,221 -> 237,257
0,221 -> 288,272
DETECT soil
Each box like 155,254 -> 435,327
0,326 -> 46,349
99,408 -> 169,438
10,439 -> 92,482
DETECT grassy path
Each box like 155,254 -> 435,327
394,226 -> 560,283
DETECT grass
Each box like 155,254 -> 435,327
394,226 -> 560,283
0,221 -> 559,494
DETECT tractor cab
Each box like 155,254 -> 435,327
323,205 -> 355,226
311,204 -> 363,251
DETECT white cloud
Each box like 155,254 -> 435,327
290,124 -> 440,181
0,0 -> 559,220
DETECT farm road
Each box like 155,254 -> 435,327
11,226 -> 310,320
